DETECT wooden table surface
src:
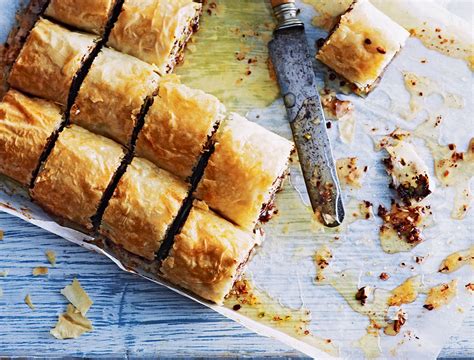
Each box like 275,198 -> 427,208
0,212 -> 472,358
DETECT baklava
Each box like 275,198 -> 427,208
383,140 -> 432,202
31,125 -> 124,230
135,75 -> 225,180
0,90 -> 63,186
100,157 -> 189,261
316,0 -> 410,94
161,201 -> 259,304
8,18 -> 97,104
108,0 -> 202,74
195,113 -> 294,230
44,0 -> 115,35
70,47 -> 160,147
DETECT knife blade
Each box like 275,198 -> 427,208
268,0 -> 344,227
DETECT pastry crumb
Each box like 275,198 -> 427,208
423,280 -> 457,310
0,270 -> 9,277
25,294 -> 35,310
0,229 -> 3,240
45,250 -> 56,266
32,267 -> 48,276
50,304 -> 93,340
61,278 -> 93,315
336,157 -> 363,188
314,245 -> 333,282
388,277 -> 420,306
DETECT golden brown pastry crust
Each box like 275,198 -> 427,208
44,0 -> 114,34
135,75 -> 225,180
31,125 -> 124,230
195,113 -> 293,230
316,0 -> 409,92
70,47 -> 160,147
107,0 -> 201,74
8,18 -> 97,105
161,201 -> 258,304
0,90 -> 62,186
100,157 -> 189,261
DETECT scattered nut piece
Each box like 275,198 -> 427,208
61,279 -> 93,316
388,277 -> 420,306
379,272 -> 390,281
50,304 -> 93,340
24,294 -> 35,310
423,280 -> 457,310
384,310 -> 407,336
465,283 -> 474,292
45,250 -> 56,266
355,286 -> 372,306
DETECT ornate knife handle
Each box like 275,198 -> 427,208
270,0 -> 304,30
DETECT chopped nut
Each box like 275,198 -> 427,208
45,250 -> 56,266
378,203 -> 427,245
61,279 -> 93,316
465,283 -> 474,292
384,310 -> 407,336
379,272 -> 390,281
336,157 -> 363,188
25,294 -> 35,310
33,267 -> 48,276
50,304 -> 93,340
355,286 -> 371,306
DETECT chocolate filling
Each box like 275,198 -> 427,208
258,166 -> 289,224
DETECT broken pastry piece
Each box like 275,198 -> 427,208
31,125 -> 124,230
70,47 -> 160,148
0,90 -> 63,186
44,0 -> 115,35
383,140 -> 432,202
108,0 -> 202,74
100,157 -> 188,261
8,18 -> 97,105
195,113 -> 294,230
316,0 -> 409,94
135,75 -> 225,180
161,201 -> 260,304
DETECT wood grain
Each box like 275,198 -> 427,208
0,211 -> 472,357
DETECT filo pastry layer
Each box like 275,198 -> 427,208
316,0 -> 409,93
161,201 -> 260,305
108,0 -> 201,74
8,18 -> 97,105
195,113 -> 294,230
31,125 -> 124,230
135,75 -> 225,180
70,47 -> 160,147
0,90 -> 63,186
44,0 -> 115,34
100,157 -> 189,261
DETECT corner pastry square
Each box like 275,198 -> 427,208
100,157 -> 189,261
316,0 -> 409,93
108,0 -> 202,74
135,75 -> 225,180
8,18 -> 97,105
71,47 -> 160,148
31,125 -> 124,230
195,113 -> 293,230
161,201 -> 259,305
44,0 -> 115,34
0,90 -> 62,186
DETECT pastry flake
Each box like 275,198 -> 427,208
100,157 -> 189,260
108,0 -> 202,74
8,18 -> 97,104
135,75 -> 225,180
316,0 -> 409,94
71,47 -> 160,148
44,0 -> 115,34
0,90 -> 62,187
195,113 -> 294,230
31,125 -> 124,230
50,304 -> 93,340
161,201 -> 260,304
61,278 -> 93,315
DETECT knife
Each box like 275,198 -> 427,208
268,0 -> 345,227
